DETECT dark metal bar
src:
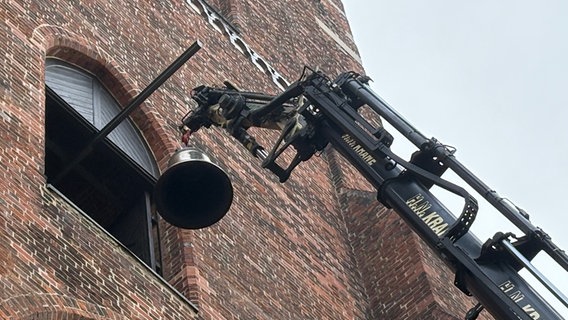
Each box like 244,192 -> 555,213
52,40 -> 202,184
250,82 -> 304,123
501,239 -> 568,308
342,76 -> 568,270
222,90 -> 277,102
341,77 -> 429,147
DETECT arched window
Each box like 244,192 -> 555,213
44,59 -> 161,272
45,59 -> 158,176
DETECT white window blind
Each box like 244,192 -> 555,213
45,59 -> 158,177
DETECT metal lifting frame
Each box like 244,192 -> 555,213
183,69 -> 568,319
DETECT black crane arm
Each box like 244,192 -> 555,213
180,69 -> 568,320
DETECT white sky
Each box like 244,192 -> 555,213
343,0 -> 568,316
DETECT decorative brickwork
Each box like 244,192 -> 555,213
1,1 -> 491,319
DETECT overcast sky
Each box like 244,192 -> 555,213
343,0 -> 568,315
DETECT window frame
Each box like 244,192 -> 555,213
44,63 -> 162,273
45,59 -> 159,179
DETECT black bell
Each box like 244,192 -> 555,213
154,147 -> 233,229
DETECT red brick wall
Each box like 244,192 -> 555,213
0,0 -> 490,319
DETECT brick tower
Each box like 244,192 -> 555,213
0,1 -> 488,319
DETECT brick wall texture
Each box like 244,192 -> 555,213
0,0 -> 490,319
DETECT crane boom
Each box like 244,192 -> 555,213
179,69 -> 568,319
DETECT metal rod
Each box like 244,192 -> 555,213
501,239 -> 568,309
52,40 -> 202,184
341,78 -> 429,147
250,82 -> 303,122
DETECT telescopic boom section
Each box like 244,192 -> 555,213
181,70 -> 567,320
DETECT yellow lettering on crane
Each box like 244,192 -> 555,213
405,194 -> 448,236
341,134 -> 377,166
522,305 -> 540,319
499,280 -> 542,319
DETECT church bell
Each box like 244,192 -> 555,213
154,147 -> 233,229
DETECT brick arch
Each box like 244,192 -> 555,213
31,24 -> 176,172
2,294 -> 123,320
31,24 -> 205,307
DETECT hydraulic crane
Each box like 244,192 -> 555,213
161,68 -> 568,319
